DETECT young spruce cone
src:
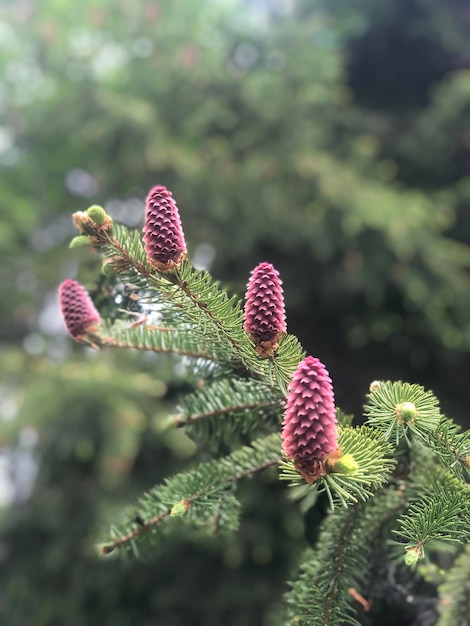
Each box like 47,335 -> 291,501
58,279 -> 101,340
143,185 -> 187,271
282,356 -> 339,481
243,262 -> 286,357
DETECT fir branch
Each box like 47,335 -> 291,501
364,381 -> 441,446
172,261 -> 305,389
107,223 -> 258,370
437,545 -> 470,626
428,417 -> 470,481
82,219 -> 305,390
173,378 -> 284,444
321,505 -> 362,626
98,433 -> 282,557
85,221 -> 251,363
174,260 -> 247,354
100,509 -> 171,555
68,204 -> 470,625
269,333 -> 306,394
394,483 -> 470,558
95,318 -> 236,367
285,487 -> 406,625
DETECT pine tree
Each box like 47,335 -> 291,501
60,187 -> 470,625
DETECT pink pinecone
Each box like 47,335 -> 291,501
143,185 -> 187,271
243,262 -> 286,357
58,279 -> 101,339
282,356 -> 338,466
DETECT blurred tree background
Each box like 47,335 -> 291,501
1,0 -> 470,624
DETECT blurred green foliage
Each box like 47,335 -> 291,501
1,0 -> 470,624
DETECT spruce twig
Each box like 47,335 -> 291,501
98,434 -> 282,556
61,195 -> 470,626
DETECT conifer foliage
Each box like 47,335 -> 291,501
59,186 -> 470,625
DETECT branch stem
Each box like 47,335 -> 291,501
101,457 -> 281,554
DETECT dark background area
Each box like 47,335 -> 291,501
1,0 -> 469,624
